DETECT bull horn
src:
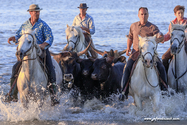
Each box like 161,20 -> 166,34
90,44 -> 106,56
77,40 -> 92,57
118,49 -> 127,56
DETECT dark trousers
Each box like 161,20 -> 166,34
46,49 -> 56,83
162,48 -> 172,73
122,57 -> 167,97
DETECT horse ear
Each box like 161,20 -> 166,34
67,24 -> 69,28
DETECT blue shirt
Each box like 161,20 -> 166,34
72,13 -> 95,35
15,18 -> 53,47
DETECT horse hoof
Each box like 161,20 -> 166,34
119,94 -> 125,101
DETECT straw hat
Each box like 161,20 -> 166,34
27,4 -> 42,12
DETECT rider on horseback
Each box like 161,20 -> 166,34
5,4 -> 59,106
119,7 -> 168,100
162,5 -> 187,73
72,3 -> 98,59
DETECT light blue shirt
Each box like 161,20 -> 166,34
15,18 -> 53,47
72,13 -> 95,35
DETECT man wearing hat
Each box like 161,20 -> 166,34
6,4 -> 59,106
72,3 -> 98,58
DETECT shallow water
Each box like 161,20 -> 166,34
0,0 -> 187,124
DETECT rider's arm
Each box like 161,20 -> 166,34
162,23 -> 171,43
126,38 -> 133,56
42,22 -> 53,49
88,16 -> 95,35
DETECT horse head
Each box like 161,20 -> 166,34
139,35 -> 158,68
170,22 -> 187,55
65,24 -> 85,51
16,29 -> 41,60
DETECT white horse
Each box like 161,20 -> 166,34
128,35 -> 161,111
16,29 -> 62,108
64,25 -> 88,59
168,23 -> 187,94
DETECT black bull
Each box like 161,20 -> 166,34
91,56 -> 125,98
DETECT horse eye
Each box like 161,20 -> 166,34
181,34 -> 184,37
171,33 -> 173,36
153,47 -> 155,50
28,41 -> 31,43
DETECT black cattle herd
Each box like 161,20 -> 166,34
50,47 -> 127,102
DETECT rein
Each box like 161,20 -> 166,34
67,36 -> 82,51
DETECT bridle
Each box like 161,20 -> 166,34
140,40 -> 157,69
140,40 -> 159,88
67,35 -> 81,51
170,29 -> 186,54
16,33 -> 38,61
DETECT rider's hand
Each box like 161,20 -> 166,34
126,48 -> 131,56
39,42 -> 49,50
81,27 -> 90,34
8,36 -> 16,44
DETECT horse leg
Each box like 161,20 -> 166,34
134,94 -> 142,110
20,93 -> 29,109
152,92 -> 160,112
37,95 -> 44,108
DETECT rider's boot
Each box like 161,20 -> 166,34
119,59 -> 135,101
10,77 -> 18,102
4,77 -> 18,102
45,49 -> 60,106
49,82 -> 60,106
